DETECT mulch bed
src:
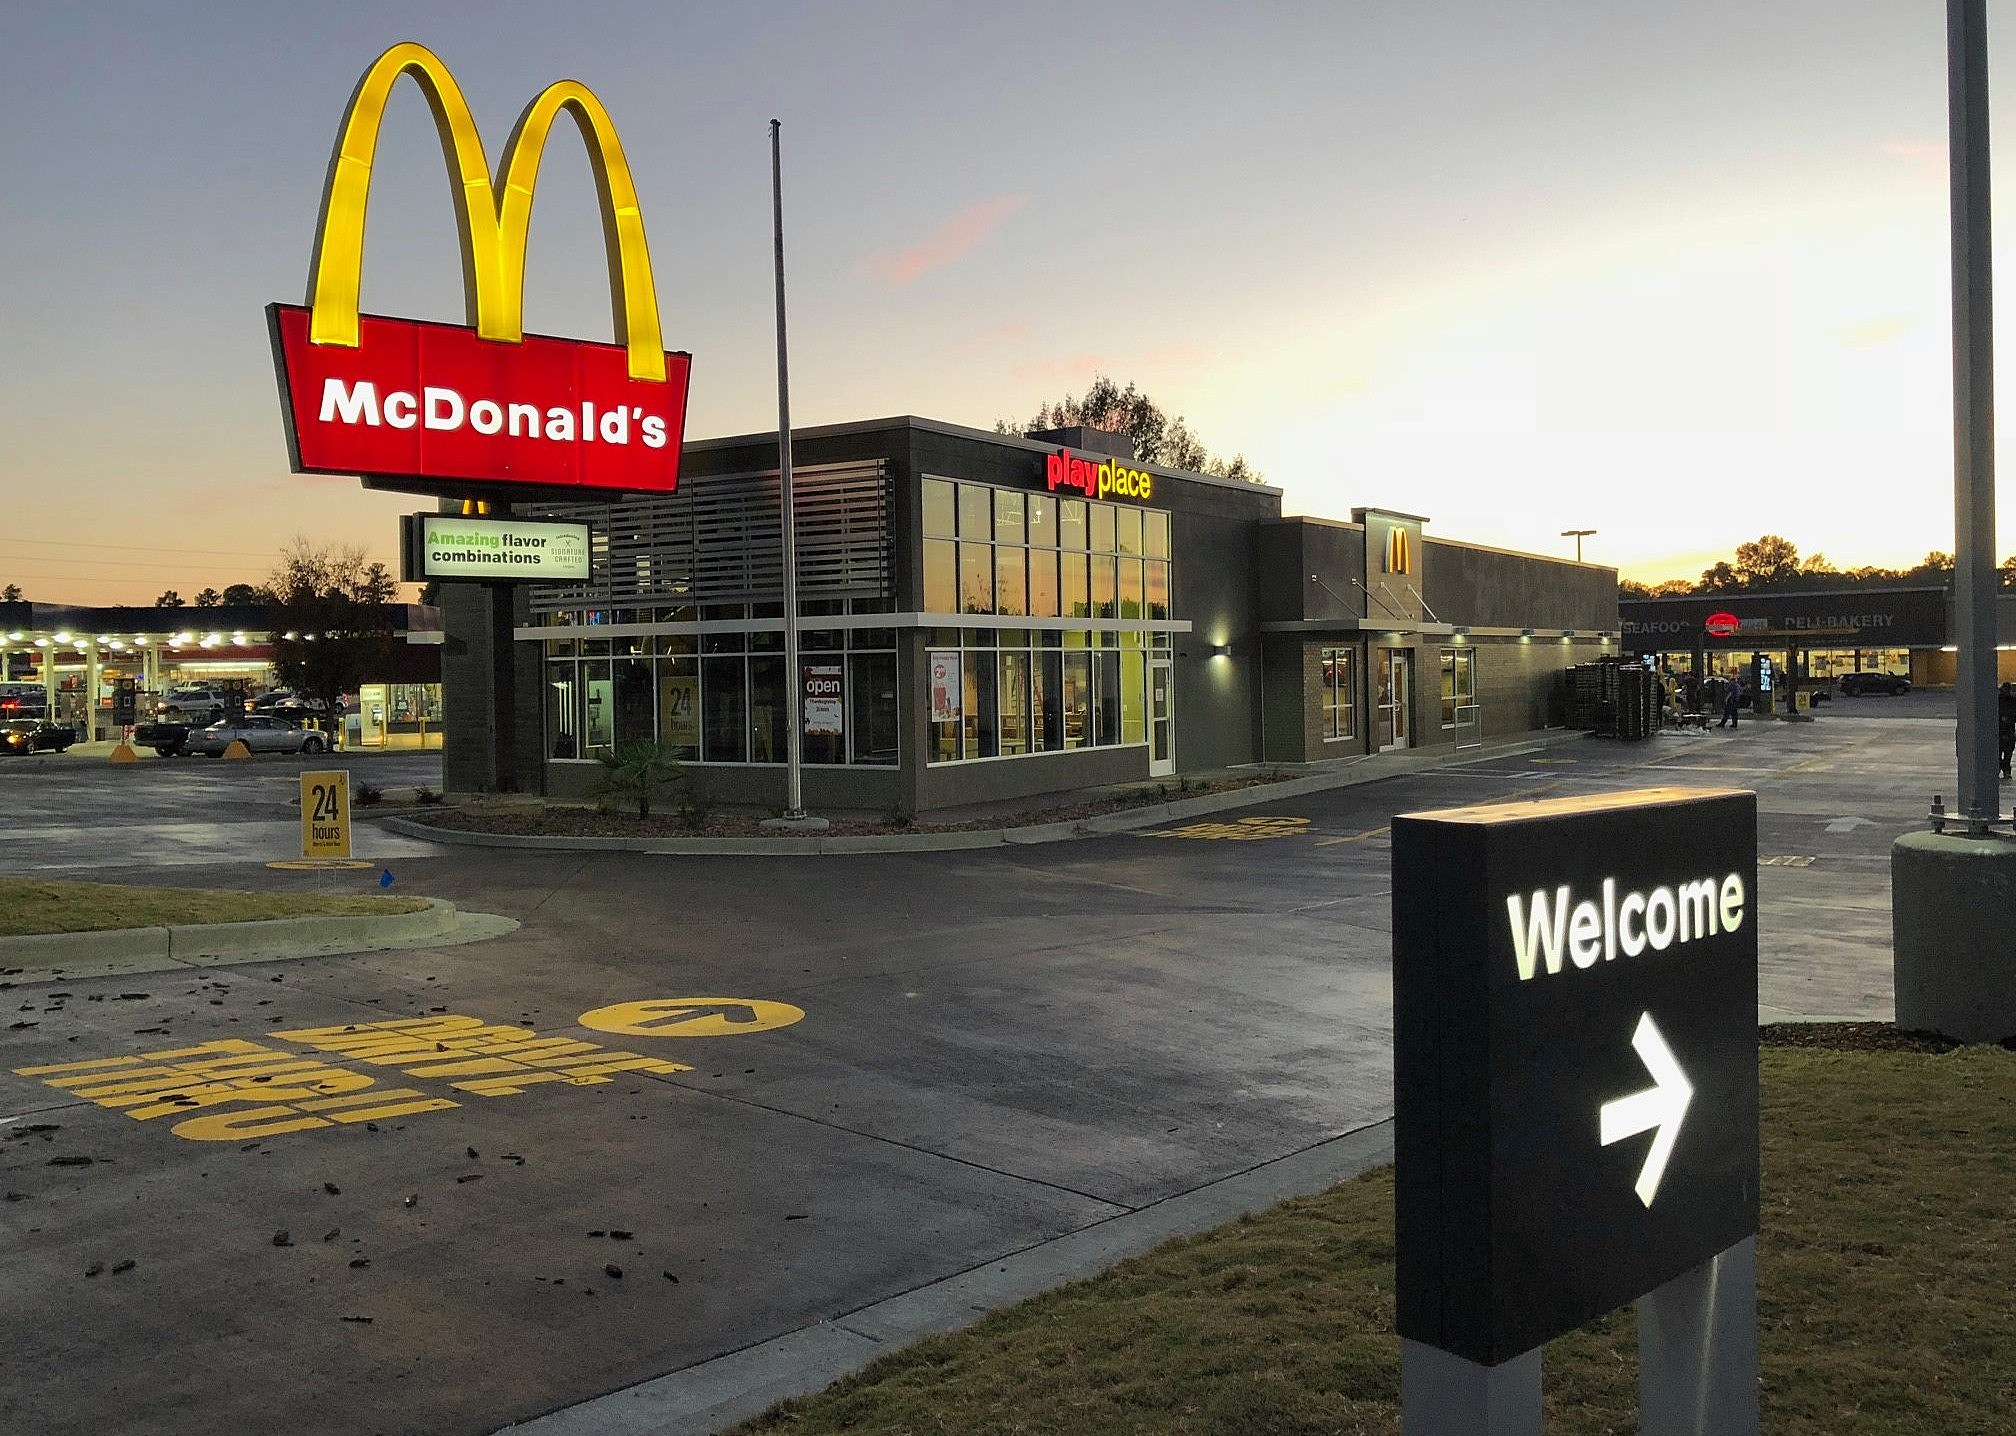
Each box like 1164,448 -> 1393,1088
404,771 -> 1292,841
1760,1021 -> 1981,1053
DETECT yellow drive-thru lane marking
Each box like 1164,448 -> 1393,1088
1147,816 -> 1312,841
578,998 -> 806,1038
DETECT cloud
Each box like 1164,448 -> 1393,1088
1841,317 -> 1914,349
863,195 -> 1027,287
1879,141 -> 1945,174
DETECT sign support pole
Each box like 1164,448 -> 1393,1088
1948,0 -> 2001,831
1400,1343 -> 1539,1436
1637,1235 -> 1758,1436
771,118 -> 807,821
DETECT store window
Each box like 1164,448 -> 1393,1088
1321,647 -> 1356,740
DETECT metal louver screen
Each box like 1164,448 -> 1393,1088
525,460 -> 890,612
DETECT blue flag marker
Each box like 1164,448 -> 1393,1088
379,869 -> 396,889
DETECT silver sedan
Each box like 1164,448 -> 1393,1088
185,715 -> 331,757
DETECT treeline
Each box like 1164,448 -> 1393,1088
1621,535 -> 2016,599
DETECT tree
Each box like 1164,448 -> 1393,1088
2002,555 -> 2016,589
0,584 -> 21,602
266,540 -> 398,732
1698,561 -> 1739,592
155,590 -> 185,607
193,588 -> 222,607
1732,535 -> 1800,588
221,583 -> 266,606
997,375 -> 1263,482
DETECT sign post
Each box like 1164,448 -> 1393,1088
301,770 -> 353,860
1392,787 -> 1759,1435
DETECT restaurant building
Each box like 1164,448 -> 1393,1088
441,417 -> 1619,808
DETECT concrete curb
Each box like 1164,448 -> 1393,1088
495,1119 -> 1397,1436
387,732 -> 1583,857
0,897 -> 461,974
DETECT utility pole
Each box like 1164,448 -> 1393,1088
766,119 -> 822,830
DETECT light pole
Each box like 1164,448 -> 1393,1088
1561,529 -> 1597,564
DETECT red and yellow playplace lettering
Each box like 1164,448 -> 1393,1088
1045,447 -> 1155,503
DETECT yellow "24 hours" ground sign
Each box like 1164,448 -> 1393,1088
300,770 -> 352,859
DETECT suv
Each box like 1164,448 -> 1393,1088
1839,671 -> 1911,696
157,687 -> 231,723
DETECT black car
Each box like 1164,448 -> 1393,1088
1839,672 -> 1911,696
3,719 -> 77,754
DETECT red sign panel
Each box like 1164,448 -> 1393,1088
1704,612 -> 1740,637
269,304 -> 691,495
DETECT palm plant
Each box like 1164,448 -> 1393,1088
591,740 -> 685,820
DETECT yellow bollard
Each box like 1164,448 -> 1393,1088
222,739 -> 253,760
108,744 -> 139,764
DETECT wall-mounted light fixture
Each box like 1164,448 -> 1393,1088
1212,643 -> 1232,658
1562,629 -> 1578,639
1520,628 -> 1536,639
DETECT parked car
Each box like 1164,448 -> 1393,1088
156,687 -> 231,723
3,718 -> 77,754
184,715 -> 329,757
252,689 -> 331,719
1838,672 -> 1911,696
0,682 -> 48,718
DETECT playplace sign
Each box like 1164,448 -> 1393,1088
270,43 -> 692,497
1391,787 -> 1759,1367
1045,447 -> 1155,502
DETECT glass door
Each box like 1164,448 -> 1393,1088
1149,657 -> 1174,776
1377,648 -> 1413,751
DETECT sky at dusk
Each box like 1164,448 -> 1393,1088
2,0 -> 2011,604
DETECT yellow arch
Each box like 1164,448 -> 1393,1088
307,42 -> 665,382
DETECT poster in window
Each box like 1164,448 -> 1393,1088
803,663 -> 845,737
929,650 -> 961,722
661,675 -> 700,746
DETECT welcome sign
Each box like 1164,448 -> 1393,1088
1391,787 -> 1760,1366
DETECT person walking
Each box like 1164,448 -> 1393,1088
1997,681 -> 2015,780
1719,676 -> 1745,729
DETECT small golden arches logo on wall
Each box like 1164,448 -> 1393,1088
1384,525 -> 1414,576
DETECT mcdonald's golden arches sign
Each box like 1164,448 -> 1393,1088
268,43 -> 692,496
1384,524 -> 1413,576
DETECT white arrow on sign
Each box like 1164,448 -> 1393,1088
1599,1012 -> 1695,1208
1821,816 -> 1874,834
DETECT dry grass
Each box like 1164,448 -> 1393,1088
0,878 -> 427,936
731,1039 -> 2016,1435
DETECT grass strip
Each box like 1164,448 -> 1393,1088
0,878 -> 428,936
733,1038 -> 2016,1435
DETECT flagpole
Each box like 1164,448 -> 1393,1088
771,118 -> 808,821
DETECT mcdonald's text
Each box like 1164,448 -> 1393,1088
271,305 -> 691,494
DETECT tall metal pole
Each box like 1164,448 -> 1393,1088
772,119 -> 806,819
1948,0 -> 2000,830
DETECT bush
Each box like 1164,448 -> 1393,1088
674,784 -> 713,832
590,741 -> 685,821
885,801 -> 914,830
353,781 -> 383,807
416,787 -> 443,805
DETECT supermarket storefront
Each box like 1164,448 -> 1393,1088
441,416 -> 1619,808
1622,587 -> 2016,687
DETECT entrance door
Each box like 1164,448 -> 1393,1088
1377,648 -> 1413,751
1148,657 -> 1175,777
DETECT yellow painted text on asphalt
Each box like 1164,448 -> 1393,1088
1147,816 -> 1312,841
578,998 -> 806,1038
13,1012 -> 692,1145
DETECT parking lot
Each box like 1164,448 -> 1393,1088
0,711 -> 1946,1435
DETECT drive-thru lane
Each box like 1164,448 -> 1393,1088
0,717 -> 1930,1435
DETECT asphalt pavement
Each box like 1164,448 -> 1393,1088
0,714 -> 1947,1435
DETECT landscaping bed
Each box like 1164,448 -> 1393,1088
0,878 -> 428,937
403,771 -> 1293,841
730,1025 -> 2016,1435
